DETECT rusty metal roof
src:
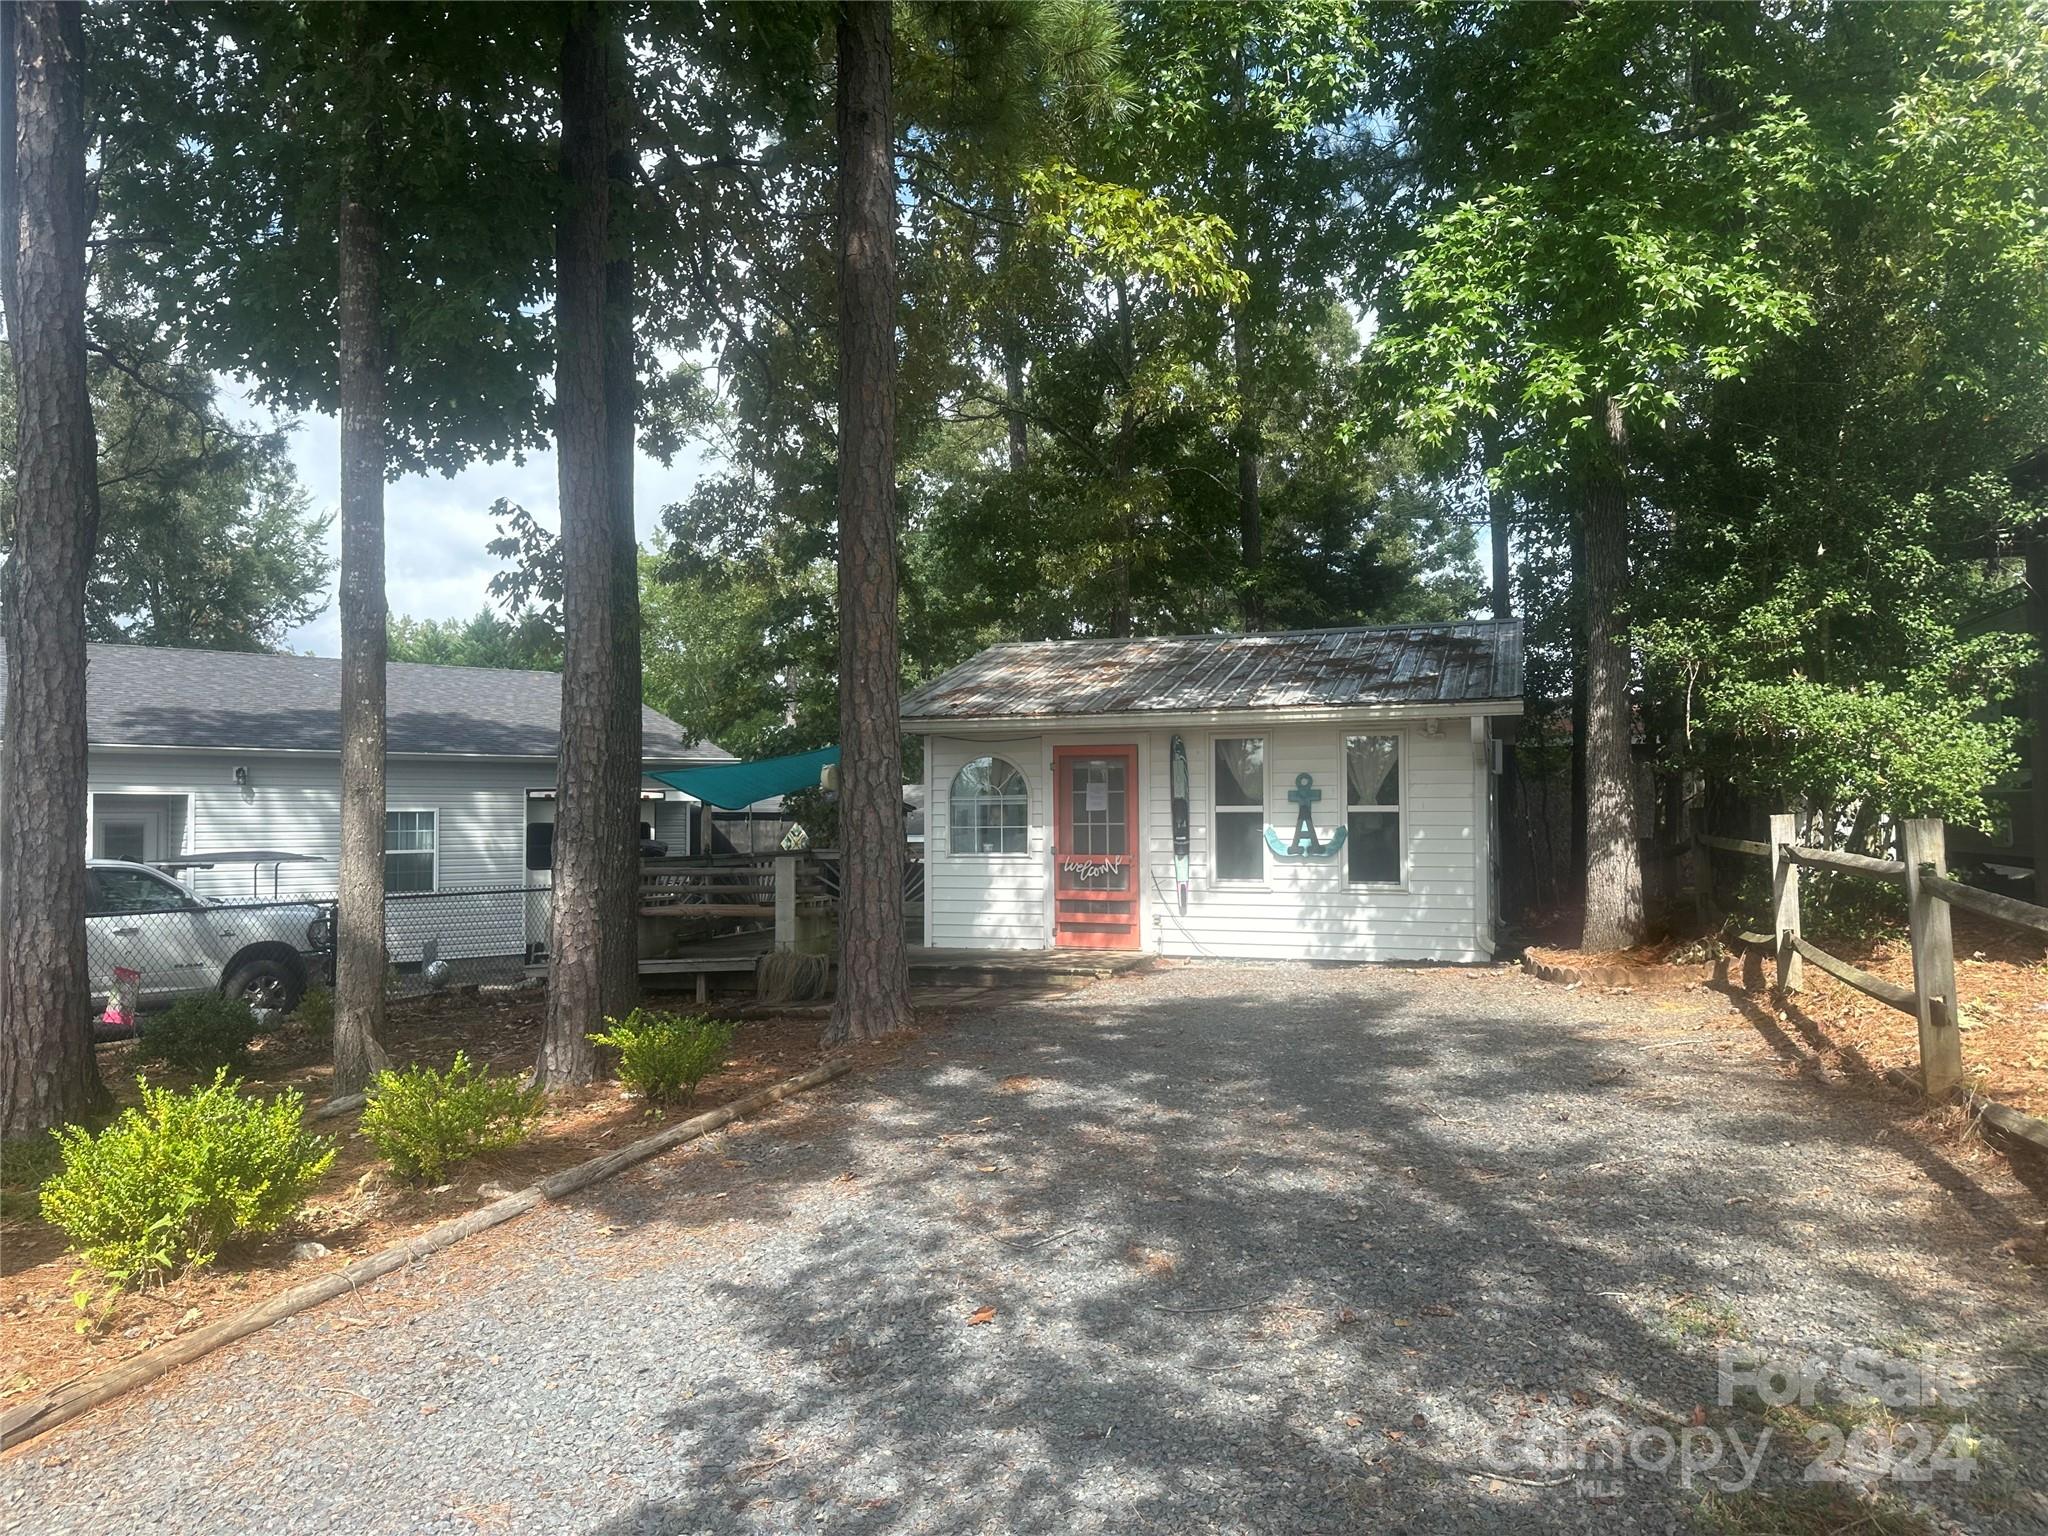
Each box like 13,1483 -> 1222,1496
901,621 -> 1523,724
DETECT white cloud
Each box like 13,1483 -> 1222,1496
217,379 -> 711,657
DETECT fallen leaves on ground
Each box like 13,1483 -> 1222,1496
1536,913 -> 2048,1120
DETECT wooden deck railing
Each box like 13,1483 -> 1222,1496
639,855 -> 780,920
637,849 -> 927,946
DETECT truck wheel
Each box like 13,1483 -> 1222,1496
225,956 -> 305,1019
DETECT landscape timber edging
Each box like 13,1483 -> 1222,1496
1880,1065 -> 2048,1162
1519,954 -> 1640,990
0,1056 -> 854,1453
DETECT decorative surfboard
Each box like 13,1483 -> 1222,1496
1169,734 -> 1191,911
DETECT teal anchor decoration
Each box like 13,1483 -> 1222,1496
1265,771 -> 1347,860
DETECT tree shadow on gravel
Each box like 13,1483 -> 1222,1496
561,968 -> 2045,1536
1710,982 -> 2048,1212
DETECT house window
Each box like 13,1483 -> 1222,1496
1345,734 -> 1402,884
1213,736 -> 1265,882
950,756 -> 1029,854
525,822 -> 554,872
386,810 -> 438,893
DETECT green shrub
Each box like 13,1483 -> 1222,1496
39,1071 -> 335,1287
589,1009 -> 736,1105
135,993 -> 259,1074
360,1052 -> 543,1183
288,986 -> 335,1038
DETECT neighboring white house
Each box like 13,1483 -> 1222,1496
0,640 -> 731,967
902,621 -> 1523,964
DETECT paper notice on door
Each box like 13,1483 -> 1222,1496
1086,771 -> 1108,813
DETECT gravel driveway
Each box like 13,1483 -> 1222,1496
5,962 -> 2044,1535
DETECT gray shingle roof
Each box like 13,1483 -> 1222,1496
900,621 -> 1524,723
0,641 -> 730,761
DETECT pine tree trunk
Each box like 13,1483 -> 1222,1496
540,1 -> 614,1086
1568,508 -> 1588,900
600,15 -> 640,1022
0,2 -> 18,351
1482,433 -> 1516,917
1228,43 -> 1261,632
333,180 -> 392,1098
996,185 -> 1026,475
1107,274 -> 1135,639
0,0 -> 107,1138
1491,511 -> 1512,622
2028,529 -> 2048,903
1580,394 -> 1644,951
824,0 -> 911,1047
1004,343 -> 1027,475
1485,435 -> 1512,622
1233,311 -> 1261,631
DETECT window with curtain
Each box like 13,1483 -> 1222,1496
1345,735 -> 1402,884
1213,736 -> 1266,882
950,756 -> 1029,854
385,810 -> 438,893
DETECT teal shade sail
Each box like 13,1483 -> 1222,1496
647,746 -> 840,810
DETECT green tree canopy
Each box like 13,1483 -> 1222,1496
1,341 -> 332,651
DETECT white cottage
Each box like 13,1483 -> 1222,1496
903,621 -> 1523,964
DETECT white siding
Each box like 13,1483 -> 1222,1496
925,734 -> 1048,950
1142,721 -> 1483,963
80,752 -> 688,964
86,750 -> 539,900
922,715 -> 1494,964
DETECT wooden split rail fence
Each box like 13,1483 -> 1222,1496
1698,815 -> 2048,1150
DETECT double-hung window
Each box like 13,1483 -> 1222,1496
1212,736 -> 1266,882
385,809 -> 439,893
1345,734 -> 1402,885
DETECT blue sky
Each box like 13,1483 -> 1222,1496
221,382 -> 713,657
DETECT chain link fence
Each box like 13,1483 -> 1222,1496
384,884 -> 551,997
87,881 -> 554,1029
86,893 -> 336,1031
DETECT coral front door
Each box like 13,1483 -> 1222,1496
1053,746 -> 1140,949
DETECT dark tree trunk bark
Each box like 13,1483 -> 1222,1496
1491,513 -> 1512,622
1484,436 -> 1512,623
1228,44 -> 1261,632
600,15 -> 640,1022
1107,274 -> 1135,638
333,183 -> 393,1097
996,186 -> 1026,476
0,2 -> 17,359
330,9 -> 392,1099
1481,434 -> 1516,916
1004,345 -> 1027,474
824,0 -> 911,1046
0,0 -> 108,1138
1233,313 -> 1260,631
1568,506 -> 1587,900
1579,394 -> 1644,951
0,1 -> 17,600
2029,530 -> 2048,903
540,1 -> 616,1086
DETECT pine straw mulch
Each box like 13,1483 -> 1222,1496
1527,913 -> 2048,1121
0,988 -> 940,1409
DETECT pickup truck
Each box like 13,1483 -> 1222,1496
86,859 -> 333,1020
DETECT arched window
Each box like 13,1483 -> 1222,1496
950,756 -> 1029,854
